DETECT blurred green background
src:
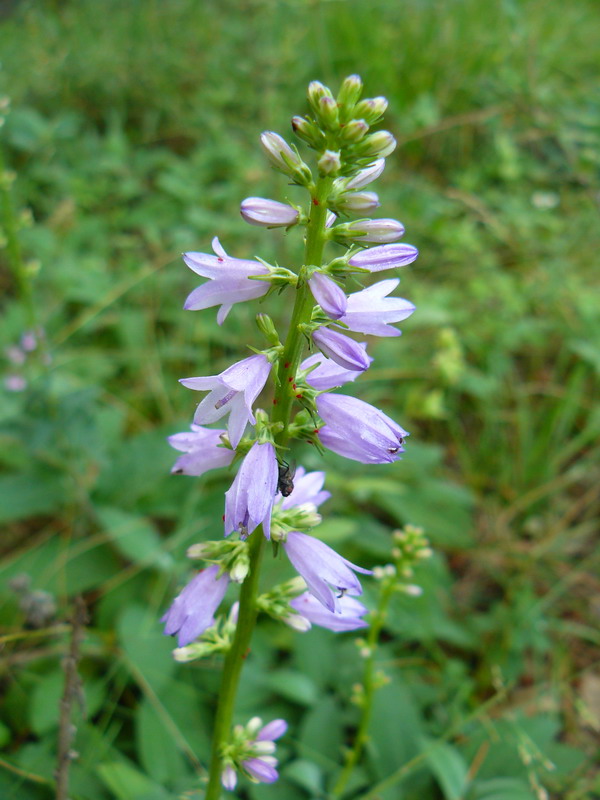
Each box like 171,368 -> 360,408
1,1 -> 599,798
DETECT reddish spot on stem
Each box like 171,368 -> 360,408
284,362 -> 290,368
296,393 -> 303,399
242,648 -> 251,660
217,258 -> 224,262
292,383 -> 297,389
288,376 -> 293,382
312,198 -> 319,206
313,428 -> 320,434
272,398 -> 277,405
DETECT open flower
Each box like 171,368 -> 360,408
277,466 -> 330,510
317,393 -> 408,464
224,441 -> 278,539
183,237 -> 270,324
180,354 -> 271,449
337,278 -> 415,337
290,592 -> 368,632
283,531 -> 371,612
161,565 -> 229,647
168,424 -> 235,476
308,272 -> 347,319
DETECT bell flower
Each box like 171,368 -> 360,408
161,565 -> 229,647
308,272 -> 347,319
224,441 -> 278,539
180,354 -> 271,448
312,327 -> 371,372
337,278 -> 415,337
290,592 -> 369,632
300,345 -> 372,390
348,242 -> 419,272
283,531 -> 371,613
168,424 -> 235,476
277,466 -> 331,510
317,393 -> 408,464
183,237 -> 270,325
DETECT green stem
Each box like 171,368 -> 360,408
204,175 -> 332,800
332,579 -> 395,798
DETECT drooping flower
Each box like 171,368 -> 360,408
300,346 -> 372,390
308,272 -> 347,319
168,424 -> 235,476
283,531 -> 371,613
290,592 -> 369,632
312,327 -> 371,372
317,393 -> 408,464
337,279 -> 415,337
240,197 -> 299,228
348,242 -> 419,272
183,237 -> 270,325
224,441 -> 278,539
161,565 -> 229,647
179,354 -> 271,449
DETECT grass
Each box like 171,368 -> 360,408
1,1 -> 599,798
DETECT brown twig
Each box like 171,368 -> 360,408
55,597 -> 87,800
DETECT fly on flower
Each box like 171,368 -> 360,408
276,459 -> 296,497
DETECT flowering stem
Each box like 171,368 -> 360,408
332,579 -> 396,798
204,175 -> 332,799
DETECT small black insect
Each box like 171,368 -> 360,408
277,460 -> 296,497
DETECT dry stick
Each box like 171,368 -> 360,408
55,597 -> 87,800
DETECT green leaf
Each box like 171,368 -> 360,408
420,737 -> 469,800
117,605 -> 176,692
472,777 -> 535,800
283,759 -> 324,795
261,670 -> 319,707
298,695 -> 344,765
96,506 -> 172,570
29,670 -> 64,735
96,760 -> 171,800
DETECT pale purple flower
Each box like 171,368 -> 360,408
337,279 -> 415,337
222,718 -> 287,790
224,441 -> 278,539
283,531 -> 371,613
312,327 -> 371,372
260,131 -> 303,172
357,130 -> 396,158
240,197 -> 299,228
243,757 -> 279,784
290,592 -> 369,632
300,345 -> 372,390
342,218 -> 405,243
161,565 -> 229,647
337,191 -> 380,213
317,393 -> 408,464
348,242 -> 419,272
221,765 -> 237,791
308,272 -> 347,319
183,237 -> 270,325
5,345 -> 25,365
343,158 -> 385,190
180,354 -> 271,449
277,466 -> 331,510
256,719 -> 288,741
168,424 -> 235,476
4,375 -> 26,392
21,331 -> 38,352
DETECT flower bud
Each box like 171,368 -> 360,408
291,115 -> 326,149
339,119 -> 369,144
312,327 -> 371,372
354,130 -> 396,158
307,80 -> 333,113
240,197 -> 299,228
316,95 -> 339,130
256,313 -> 280,346
260,131 -> 312,185
283,613 -> 312,632
317,149 -> 341,175
308,272 -> 348,319
336,191 -> 380,213
332,218 -> 405,244
221,765 -> 237,791
354,96 -> 388,125
336,74 -> 363,110
230,556 -> 250,583
343,158 -> 386,190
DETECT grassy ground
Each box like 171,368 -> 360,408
1,1 -> 599,799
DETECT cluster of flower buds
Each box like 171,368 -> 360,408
220,717 -> 288,789
372,524 -> 433,595
3,329 -> 45,392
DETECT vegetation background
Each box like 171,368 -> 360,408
1,1 -> 599,798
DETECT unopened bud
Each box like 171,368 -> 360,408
260,131 -> 312,185
283,613 -> 312,632
307,80 -> 333,113
316,96 -> 339,130
221,765 -> 237,791
241,197 -> 299,228
256,313 -> 280,346
400,583 -> 423,597
354,96 -> 388,125
291,115 -> 325,149
354,130 -> 396,158
339,119 -> 369,144
187,543 -> 210,559
343,158 -> 386,190
336,191 -> 380,213
229,557 -> 249,583
317,149 -> 341,175
337,74 -> 363,110
332,218 -> 405,244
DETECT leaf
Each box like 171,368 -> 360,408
261,670 -> 319,707
117,604 -> 176,692
96,760 -> 171,800
420,737 -> 469,800
298,695 -> 344,765
29,670 -> 64,735
0,473 -> 65,523
283,759 -> 324,795
472,777 -> 535,800
96,506 -> 172,571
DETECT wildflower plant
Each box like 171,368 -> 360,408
162,76 -> 424,797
